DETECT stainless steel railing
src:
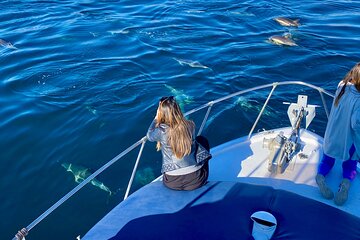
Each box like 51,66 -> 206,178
13,81 -> 334,240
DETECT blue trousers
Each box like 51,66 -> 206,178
318,145 -> 357,181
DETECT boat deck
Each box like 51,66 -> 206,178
83,127 -> 360,239
209,127 -> 360,218
83,181 -> 360,240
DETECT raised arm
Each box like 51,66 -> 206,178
146,119 -> 163,142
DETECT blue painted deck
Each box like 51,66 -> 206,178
83,181 -> 360,240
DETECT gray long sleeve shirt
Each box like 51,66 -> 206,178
146,119 -> 202,174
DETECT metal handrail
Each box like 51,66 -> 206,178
12,137 -> 147,240
123,138 -> 147,200
248,83 -> 278,139
13,81 -> 334,240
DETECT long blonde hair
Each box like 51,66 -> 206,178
156,96 -> 195,159
334,62 -> 360,106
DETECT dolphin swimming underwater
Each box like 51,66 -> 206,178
273,17 -> 300,27
0,39 -> 17,49
61,163 -> 114,196
234,96 -> 272,116
108,28 -> 130,35
164,84 -> 194,109
173,58 -> 210,69
205,96 -> 273,128
86,105 -> 98,115
268,34 -> 297,46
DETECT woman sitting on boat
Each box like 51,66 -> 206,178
146,96 -> 211,191
316,62 -> 360,206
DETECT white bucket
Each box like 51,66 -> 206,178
250,211 -> 277,240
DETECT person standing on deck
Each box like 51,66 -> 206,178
316,62 -> 360,206
146,96 -> 211,191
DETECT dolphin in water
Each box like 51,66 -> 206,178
164,84 -> 194,110
61,163 -> 114,196
135,167 -> 155,186
86,105 -> 98,115
268,34 -> 297,46
234,96 -> 272,116
85,105 -> 106,128
0,39 -> 17,49
205,96 -> 273,128
108,28 -> 130,35
273,17 -> 300,27
173,58 -> 210,69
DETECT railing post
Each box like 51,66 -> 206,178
248,83 -> 278,139
124,138 -> 147,200
319,90 -> 330,119
197,102 -> 214,136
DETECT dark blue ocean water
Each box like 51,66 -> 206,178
1,0 -> 360,239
